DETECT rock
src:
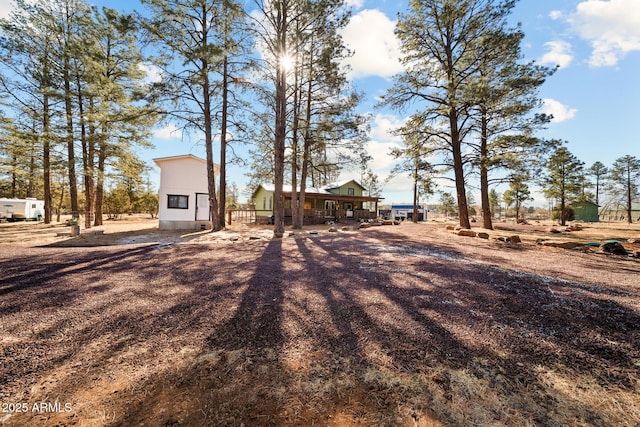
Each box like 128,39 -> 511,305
510,235 -> 521,244
457,229 -> 477,237
359,222 -> 371,229
497,236 -> 510,242
634,251 -> 640,258
628,238 -> 640,244
446,225 -> 456,231
309,230 -> 319,235
600,241 -> 628,255
328,226 -> 338,232
539,240 -> 584,249
477,232 -> 489,239
548,228 -> 561,234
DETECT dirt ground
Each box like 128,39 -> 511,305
0,217 -> 639,426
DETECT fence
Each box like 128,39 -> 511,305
226,209 -> 377,225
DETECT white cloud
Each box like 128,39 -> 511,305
154,124 -> 181,140
369,113 -> 404,143
340,9 -> 403,79
549,10 -> 563,21
366,140 -> 400,171
138,62 -> 163,84
361,113 -> 405,172
569,0 -> 640,67
540,40 -> 574,68
542,98 -> 577,123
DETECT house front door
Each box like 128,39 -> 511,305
195,193 -> 210,221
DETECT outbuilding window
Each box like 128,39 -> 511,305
167,194 -> 189,209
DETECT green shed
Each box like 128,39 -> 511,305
571,201 -> 599,222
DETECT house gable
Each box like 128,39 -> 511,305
253,185 -> 274,212
324,180 -> 367,197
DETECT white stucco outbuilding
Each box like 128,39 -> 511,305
153,155 -> 219,230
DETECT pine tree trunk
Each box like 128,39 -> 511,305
79,88 -> 94,229
290,60 -> 302,230
450,110 -> 470,229
412,174 -> 418,223
201,53 -> 221,232
218,54 -> 228,230
94,138 -> 106,226
627,167 -> 632,224
273,3 -> 288,238
64,61 -> 79,220
42,69 -> 52,224
480,110 -> 493,229
63,4 -> 79,221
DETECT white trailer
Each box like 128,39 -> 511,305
391,203 -> 426,221
0,198 -> 44,222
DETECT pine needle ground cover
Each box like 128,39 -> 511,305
1,222 -> 639,426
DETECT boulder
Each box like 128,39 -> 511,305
457,229 -> 477,237
548,228 -> 561,234
328,226 -> 338,232
477,232 -> 490,239
446,225 -> 456,231
510,235 -> 521,244
359,222 -> 372,229
600,241 -> 628,256
539,240 -> 584,249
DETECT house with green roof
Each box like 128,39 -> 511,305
252,179 -> 382,224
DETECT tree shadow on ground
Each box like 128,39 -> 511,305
1,232 -> 638,426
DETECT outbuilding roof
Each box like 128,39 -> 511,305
392,204 -> 424,210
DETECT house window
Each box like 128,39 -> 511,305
263,197 -> 266,210
269,196 -> 273,210
347,188 -> 355,196
167,194 -> 189,209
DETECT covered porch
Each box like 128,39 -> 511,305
283,192 -> 381,224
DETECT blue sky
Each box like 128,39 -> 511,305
1,0 -> 639,206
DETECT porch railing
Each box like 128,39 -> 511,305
226,209 -> 376,225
